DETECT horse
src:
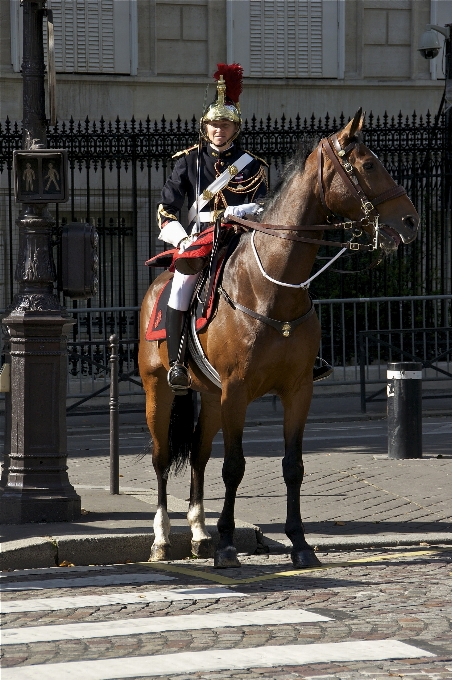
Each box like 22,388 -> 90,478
138,110 -> 419,569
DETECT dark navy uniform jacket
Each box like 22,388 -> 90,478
158,143 -> 268,231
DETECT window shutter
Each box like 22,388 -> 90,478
12,0 -> 135,74
228,0 -> 339,78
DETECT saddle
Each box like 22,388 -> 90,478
145,230 -> 241,388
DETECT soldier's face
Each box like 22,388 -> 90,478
206,120 -> 238,147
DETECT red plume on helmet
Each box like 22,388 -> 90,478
213,63 -> 243,104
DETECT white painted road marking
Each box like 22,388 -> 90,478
1,586 -> 247,613
2,608 -> 331,644
0,572 -> 174,592
1,640 -> 434,679
1,566 -> 115,579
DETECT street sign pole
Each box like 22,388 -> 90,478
0,0 -> 80,523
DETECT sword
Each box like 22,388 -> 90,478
195,85 -> 209,233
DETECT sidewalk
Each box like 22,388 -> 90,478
1,392 -> 451,570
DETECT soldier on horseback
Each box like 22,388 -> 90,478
158,63 -> 332,393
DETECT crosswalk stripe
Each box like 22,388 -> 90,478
0,573 -> 174,592
1,586 -> 247,613
1,640 -> 434,679
0,566 -> 115,578
2,608 -> 331,644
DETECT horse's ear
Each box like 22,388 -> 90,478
340,108 -> 365,142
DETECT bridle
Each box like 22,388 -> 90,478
317,134 -> 406,251
219,134 -> 408,329
230,134 -> 407,255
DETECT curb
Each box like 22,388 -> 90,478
0,527 -> 258,571
2,530 -> 451,571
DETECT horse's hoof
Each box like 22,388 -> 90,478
148,543 -> 171,562
191,538 -> 214,558
291,549 -> 322,569
214,546 -> 241,569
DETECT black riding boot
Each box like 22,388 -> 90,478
313,357 -> 333,382
166,306 -> 191,394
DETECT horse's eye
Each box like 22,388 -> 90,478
363,161 -> 374,171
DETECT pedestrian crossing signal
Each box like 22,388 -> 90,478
13,150 -> 68,203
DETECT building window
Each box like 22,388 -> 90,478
10,0 -> 138,75
227,0 -> 343,78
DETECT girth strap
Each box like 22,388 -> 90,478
219,285 -> 315,337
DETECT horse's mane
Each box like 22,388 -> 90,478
262,137 -> 319,216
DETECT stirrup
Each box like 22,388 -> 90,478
313,358 -> 333,382
167,363 -> 191,395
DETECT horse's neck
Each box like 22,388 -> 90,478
243,171 -> 324,315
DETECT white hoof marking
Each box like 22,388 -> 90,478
153,506 -> 171,545
187,502 -> 211,542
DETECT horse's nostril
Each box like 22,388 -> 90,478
403,215 -> 417,230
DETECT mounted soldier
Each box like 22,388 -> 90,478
157,63 -> 332,393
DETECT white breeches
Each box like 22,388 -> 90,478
167,270 -> 200,311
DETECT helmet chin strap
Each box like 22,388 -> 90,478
210,138 -> 234,150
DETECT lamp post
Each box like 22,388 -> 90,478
0,1 -> 80,522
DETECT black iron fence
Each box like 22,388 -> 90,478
3,295 -> 450,413
0,110 -> 450,314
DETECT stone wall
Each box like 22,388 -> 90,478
0,0 -> 445,123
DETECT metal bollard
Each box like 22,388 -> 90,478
109,334 -> 120,494
387,361 -> 422,459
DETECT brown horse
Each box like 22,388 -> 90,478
138,110 -> 419,569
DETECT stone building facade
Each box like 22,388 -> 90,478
0,0 -> 449,124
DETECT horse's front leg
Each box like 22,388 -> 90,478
188,391 -> 221,558
214,386 -> 247,568
281,389 -> 321,569
144,373 -> 174,562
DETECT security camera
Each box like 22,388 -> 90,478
418,29 -> 441,59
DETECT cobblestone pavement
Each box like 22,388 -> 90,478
2,547 -> 452,679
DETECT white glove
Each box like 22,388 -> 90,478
158,220 -> 188,248
224,203 -> 263,220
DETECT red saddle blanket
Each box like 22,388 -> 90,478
145,225 -> 217,271
145,248 -> 229,342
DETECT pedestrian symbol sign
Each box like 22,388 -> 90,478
13,150 -> 68,203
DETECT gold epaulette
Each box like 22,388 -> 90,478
172,144 -> 198,159
245,150 -> 269,167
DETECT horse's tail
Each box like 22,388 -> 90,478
166,389 -> 195,476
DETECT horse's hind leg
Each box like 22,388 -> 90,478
281,389 -> 321,569
188,392 -> 221,558
144,372 -> 174,561
214,386 -> 247,568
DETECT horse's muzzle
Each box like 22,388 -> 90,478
400,214 -> 419,243
379,213 -> 419,252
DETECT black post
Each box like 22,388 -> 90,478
109,334 -> 120,495
387,362 -> 423,460
0,1 -> 80,522
444,26 -> 452,224
359,332 -> 367,413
